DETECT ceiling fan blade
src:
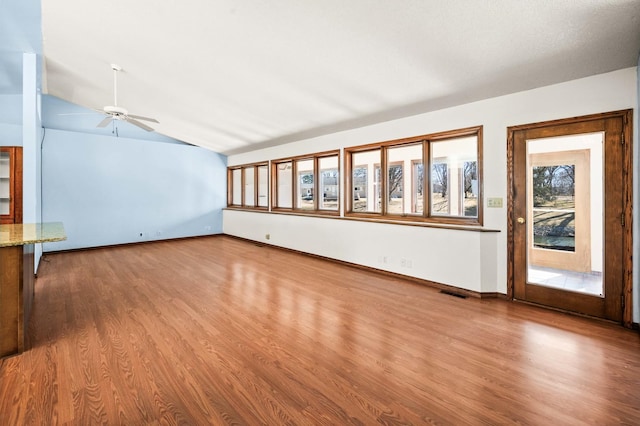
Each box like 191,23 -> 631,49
126,117 -> 155,132
59,107 -> 104,116
127,114 -> 159,123
97,116 -> 113,127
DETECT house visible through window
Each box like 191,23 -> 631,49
272,151 -> 340,214
319,156 -> 339,211
296,159 -> 314,210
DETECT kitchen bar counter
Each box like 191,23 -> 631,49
0,222 -> 66,358
0,222 -> 66,247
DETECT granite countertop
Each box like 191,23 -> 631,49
0,222 -> 67,247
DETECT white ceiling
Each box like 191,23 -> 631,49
42,0 -> 640,155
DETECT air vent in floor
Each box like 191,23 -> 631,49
439,290 -> 467,299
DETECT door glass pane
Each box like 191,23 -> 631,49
526,133 -> 604,297
532,164 -> 575,251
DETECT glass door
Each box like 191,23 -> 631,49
527,137 -> 601,296
510,114 -> 628,322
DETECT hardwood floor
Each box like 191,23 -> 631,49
1,236 -> 639,425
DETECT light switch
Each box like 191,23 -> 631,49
487,197 -> 503,208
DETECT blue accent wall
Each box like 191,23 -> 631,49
2,1 -> 229,254
42,129 -> 227,251
0,94 -> 22,146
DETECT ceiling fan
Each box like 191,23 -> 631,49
96,64 -> 159,132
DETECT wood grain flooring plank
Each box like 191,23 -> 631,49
1,236 -> 639,424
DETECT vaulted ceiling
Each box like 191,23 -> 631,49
41,0 -> 640,154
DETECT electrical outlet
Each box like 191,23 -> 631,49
205,225 -> 212,231
265,233 -> 271,240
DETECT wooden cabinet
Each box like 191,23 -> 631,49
0,223 -> 66,358
0,147 -> 22,224
0,244 -> 33,357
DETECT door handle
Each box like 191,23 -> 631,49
517,217 -> 525,224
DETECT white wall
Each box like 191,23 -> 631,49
22,52 -> 42,267
225,68 -> 638,320
0,94 -> 22,146
225,210 -> 490,291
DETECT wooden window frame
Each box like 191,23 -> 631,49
317,159 -> 340,212
273,160 -> 294,209
386,142 -> 425,217
227,162 -> 269,210
345,126 -> 483,226
271,150 -> 340,216
347,149 -> 383,215
295,158 -> 315,211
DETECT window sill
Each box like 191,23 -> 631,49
346,212 -> 481,227
224,208 -> 500,232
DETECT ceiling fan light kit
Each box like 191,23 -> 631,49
103,105 -> 127,117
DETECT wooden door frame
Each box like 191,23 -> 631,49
507,110 -> 633,327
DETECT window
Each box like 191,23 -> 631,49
345,126 -> 482,225
227,162 -> 269,209
351,150 -> 380,213
318,156 -> 339,211
274,161 -> 293,208
244,167 -> 255,206
257,165 -> 268,207
272,151 -> 340,214
230,169 -> 242,206
229,128 -> 481,226
296,159 -> 314,210
386,143 -> 422,215
430,136 -> 478,218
